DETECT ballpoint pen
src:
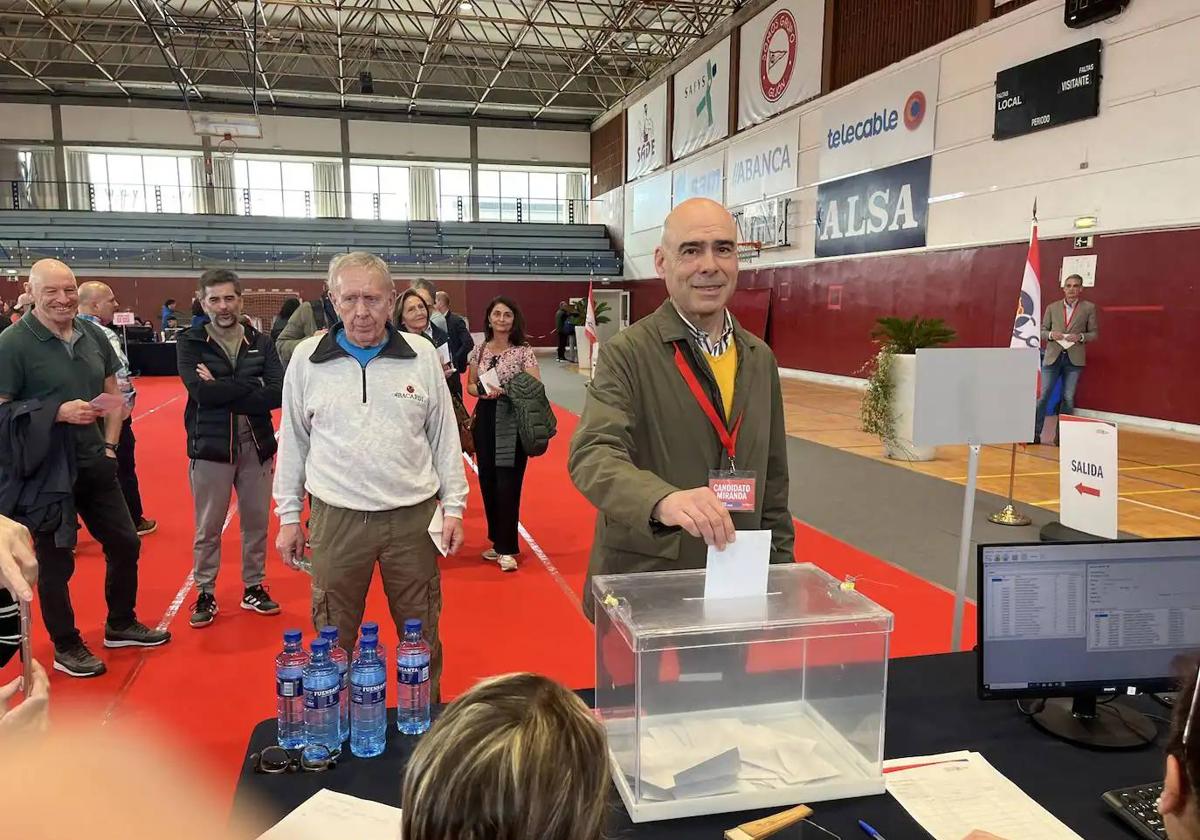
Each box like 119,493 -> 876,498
858,819 -> 887,840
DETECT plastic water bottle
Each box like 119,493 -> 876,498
350,633 -> 387,757
396,618 -> 432,735
360,621 -> 387,668
320,626 -> 350,745
303,638 -> 341,750
275,629 -> 307,749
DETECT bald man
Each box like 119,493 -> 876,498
569,198 -> 794,617
0,260 -> 169,678
78,282 -> 155,537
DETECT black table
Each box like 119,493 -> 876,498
232,653 -> 1164,839
127,341 -> 178,376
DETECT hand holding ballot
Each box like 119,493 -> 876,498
653,487 -> 736,550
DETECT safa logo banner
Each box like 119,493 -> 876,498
626,83 -> 667,182
815,156 -> 932,258
673,37 -> 731,160
818,59 -> 940,183
737,0 -> 824,129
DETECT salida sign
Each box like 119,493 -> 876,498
815,156 -> 931,258
1059,415 -> 1117,539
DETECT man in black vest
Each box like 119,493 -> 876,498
434,290 -> 474,400
177,269 -> 284,628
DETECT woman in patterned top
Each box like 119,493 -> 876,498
466,296 -> 540,572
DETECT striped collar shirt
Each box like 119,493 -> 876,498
674,304 -> 734,357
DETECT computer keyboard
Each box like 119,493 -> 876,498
1103,782 -> 1167,839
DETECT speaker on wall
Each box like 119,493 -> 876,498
1065,0 -> 1130,29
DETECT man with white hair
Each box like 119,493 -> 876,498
273,251 -> 467,699
0,259 -> 170,678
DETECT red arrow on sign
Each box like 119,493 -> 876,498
1075,483 -> 1101,497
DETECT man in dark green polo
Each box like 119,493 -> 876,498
0,259 -> 171,678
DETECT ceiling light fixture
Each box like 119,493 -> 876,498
1074,215 -> 1098,229
459,1 -> 472,10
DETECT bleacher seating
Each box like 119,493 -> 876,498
0,211 -> 622,277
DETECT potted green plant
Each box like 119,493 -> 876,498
860,316 -> 956,461
567,299 -> 612,371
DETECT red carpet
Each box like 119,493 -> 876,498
1,375 -> 969,806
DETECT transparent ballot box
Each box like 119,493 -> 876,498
593,563 -> 893,822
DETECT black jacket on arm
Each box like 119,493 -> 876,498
177,323 -> 283,464
444,311 -> 474,373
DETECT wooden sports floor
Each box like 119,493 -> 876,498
781,378 -> 1200,538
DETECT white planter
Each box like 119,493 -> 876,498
885,353 -> 936,461
575,325 -> 591,372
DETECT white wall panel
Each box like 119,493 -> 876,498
236,115 -> 341,153
348,120 -> 470,158
61,106 -> 196,146
0,104 -> 53,141
477,127 -> 588,164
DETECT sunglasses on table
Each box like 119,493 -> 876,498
250,744 -> 339,774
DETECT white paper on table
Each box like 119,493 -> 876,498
257,789 -> 402,840
479,367 -> 502,395
437,343 -> 452,366
884,750 -> 1083,840
89,392 -> 126,416
704,530 -> 770,600
1054,339 -> 1076,350
427,502 -> 448,557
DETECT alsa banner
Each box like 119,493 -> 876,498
815,156 -> 931,258
818,59 -> 940,183
725,117 -> 798,208
672,37 -> 731,161
737,0 -> 824,129
626,83 -> 667,181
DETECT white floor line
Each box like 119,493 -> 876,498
131,393 -> 181,422
461,453 -> 584,616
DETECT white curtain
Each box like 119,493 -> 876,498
313,161 -> 345,218
209,155 -> 238,215
564,172 -> 587,224
24,149 -> 57,210
65,150 -> 91,210
409,166 -> 438,221
190,157 -> 211,214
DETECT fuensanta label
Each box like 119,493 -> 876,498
709,470 -> 757,512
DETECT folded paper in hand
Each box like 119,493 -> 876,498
438,343 -> 452,366
428,502 -> 448,557
479,368 -> 502,395
89,393 -> 126,416
1054,339 -> 1076,350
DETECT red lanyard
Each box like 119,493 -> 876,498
673,344 -> 742,465
1064,302 -> 1076,326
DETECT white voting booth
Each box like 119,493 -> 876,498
912,348 -> 1039,650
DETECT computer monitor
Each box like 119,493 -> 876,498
978,538 -> 1200,749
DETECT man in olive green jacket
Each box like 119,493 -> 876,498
569,198 -> 794,618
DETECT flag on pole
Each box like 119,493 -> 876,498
584,282 -> 598,346
1010,213 -> 1041,350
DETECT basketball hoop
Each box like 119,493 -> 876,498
737,240 -> 763,261
217,133 -> 239,160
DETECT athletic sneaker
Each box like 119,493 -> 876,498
482,549 -> 499,562
190,591 -> 218,628
241,585 -> 281,615
135,518 -> 157,536
54,641 -> 107,678
498,555 -> 518,572
103,620 -> 171,648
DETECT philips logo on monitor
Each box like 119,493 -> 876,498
826,90 -> 926,150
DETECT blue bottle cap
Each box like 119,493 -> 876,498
311,638 -> 330,655
284,629 -> 302,644
404,618 -> 423,635
361,621 -> 379,634
319,625 -> 339,641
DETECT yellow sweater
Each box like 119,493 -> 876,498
705,341 -> 738,422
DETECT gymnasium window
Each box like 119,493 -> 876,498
437,168 -> 471,221
477,166 -> 588,223
85,152 -> 195,214
350,164 -> 410,220
232,158 -> 322,218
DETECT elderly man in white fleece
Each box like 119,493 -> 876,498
273,251 -> 467,700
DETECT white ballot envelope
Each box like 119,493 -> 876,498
438,343 -> 452,366
1054,339 -> 1076,350
479,367 -> 502,395
428,502 -> 448,557
704,530 -> 770,600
